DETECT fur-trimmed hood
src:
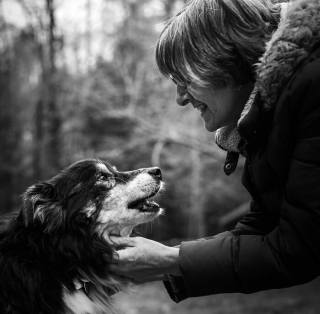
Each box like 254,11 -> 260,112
258,0 -> 320,110
215,0 -> 320,152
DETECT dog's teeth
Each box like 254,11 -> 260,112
128,198 -> 160,212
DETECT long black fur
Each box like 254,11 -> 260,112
0,159 -> 119,314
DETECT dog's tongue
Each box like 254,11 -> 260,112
139,200 -> 159,212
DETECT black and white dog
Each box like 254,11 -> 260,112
0,159 -> 164,314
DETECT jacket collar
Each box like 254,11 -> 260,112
215,0 -> 320,152
215,85 -> 259,152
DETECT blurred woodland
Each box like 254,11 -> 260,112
0,0 -> 251,242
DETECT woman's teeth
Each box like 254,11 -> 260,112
197,104 -> 207,114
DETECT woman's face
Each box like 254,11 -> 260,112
175,79 -> 254,132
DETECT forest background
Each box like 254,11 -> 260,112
1,1 -> 319,313
0,0 -> 251,242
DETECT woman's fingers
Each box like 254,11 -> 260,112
109,236 -> 136,248
109,243 -> 137,275
109,259 -> 120,271
108,236 -> 180,279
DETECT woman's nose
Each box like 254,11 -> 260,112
176,84 -> 192,106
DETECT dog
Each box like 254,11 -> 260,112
0,158 -> 164,314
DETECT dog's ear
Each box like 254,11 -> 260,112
22,182 -> 63,232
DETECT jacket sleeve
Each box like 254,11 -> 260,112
163,231 -> 233,302
164,199 -> 277,302
173,57 -> 320,299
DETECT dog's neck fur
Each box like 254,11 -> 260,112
64,233 -> 134,314
106,226 -> 134,237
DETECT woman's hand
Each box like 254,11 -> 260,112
109,236 -> 181,284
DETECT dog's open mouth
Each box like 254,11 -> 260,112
128,195 -> 160,212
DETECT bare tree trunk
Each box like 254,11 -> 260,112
0,5 -> 23,213
33,97 -> 45,178
86,0 -> 92,65
187,149 -> 205,238
0,57 -> 15,214
46,0 -> 61,174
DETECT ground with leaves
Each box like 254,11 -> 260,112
115,277 -> 320,314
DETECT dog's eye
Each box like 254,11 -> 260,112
97,175 -> 115,189
98,175 -> 106,181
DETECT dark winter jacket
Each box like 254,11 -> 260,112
165,0 -> 320,302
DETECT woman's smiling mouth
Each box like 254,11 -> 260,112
195,103 -> 207,115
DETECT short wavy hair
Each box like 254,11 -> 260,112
156,0 -> 280,88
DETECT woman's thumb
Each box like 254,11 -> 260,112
109,236 -> 135,248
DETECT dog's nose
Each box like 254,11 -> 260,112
147,167 -> 162,181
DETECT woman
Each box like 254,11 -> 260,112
110,0 -> 320,302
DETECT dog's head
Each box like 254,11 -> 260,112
21,158 -> 164,237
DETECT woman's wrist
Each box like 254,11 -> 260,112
164,246 -> 181,276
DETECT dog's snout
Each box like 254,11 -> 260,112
147,167 -> 162,181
